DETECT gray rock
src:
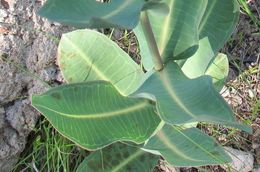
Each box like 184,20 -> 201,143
222,147 -> 254,172
39,66 -> 57,82
0,0 -> 71,170
0,100 -> 40,172
0,59 -> 25,104
0,127 -> 24,172
254,167 -> 260,172
6,99 -> 39,136
27,79 -> 49,97
0,108 -> 5,128
0,9 -> 8,22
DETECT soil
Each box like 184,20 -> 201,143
0,0 -> 259,172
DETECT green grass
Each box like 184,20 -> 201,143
237,0 -> 260,26
12,118 -> 87,172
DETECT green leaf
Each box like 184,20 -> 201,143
181,52 -> 229,91
143,125 -> 231,166
136,0 -> 239,71
32,81 -> 161,150
178,53 -> 229,128
180,37 -> 215,78
134,0 -> 207,70
76,143 -> 159,172
199,0 -> 239,54
134,62 -> 251,133
180,0 -> 239,78
58,29 -> 142,96
205,53 -> 229,92
39,0 -> 165,29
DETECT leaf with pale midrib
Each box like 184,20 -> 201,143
135,0 -> 239,71
180,0 -> 239,78
76,143 -> 159,172
58,29 -> 143,96
143,125 -> 231,166
134,61 -> 251,133
32,81 -> 161,150
134,0 -> 207,70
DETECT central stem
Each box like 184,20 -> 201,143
140,11 -> 164,71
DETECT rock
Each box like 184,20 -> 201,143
0,158 -> 17,172
0,127 -> 24,172
0,108 -> 5,128
0,9 -> 8,22
0,0 -> 71,170
0,100 -> 40,172
39,66 -> 57,82
222,147 -> 254,172
0,59 -> 25,104
6,99 -> 39,136
253,167 -> 260,172
27,79 -> 49,97
26,32 -> 60,72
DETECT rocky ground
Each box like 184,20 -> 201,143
0,0 -> 73,171
0,0 -> 259,172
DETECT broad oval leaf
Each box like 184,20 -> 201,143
198,0 -> 239,54
143,125 -> 231,166
180,0 -> 239,78
136,0 -> 239,71
134,62 -> 251,133
134,0 -> 207,70
39,0 -> 166,29
77,143 -> 159,172
58,29 -> 142,96
32,81 -> 161,150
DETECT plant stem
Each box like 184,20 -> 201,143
140,11 -> 164,71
